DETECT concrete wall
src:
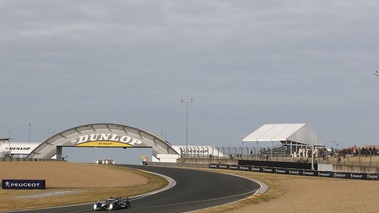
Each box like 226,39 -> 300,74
333,164 -> 379,173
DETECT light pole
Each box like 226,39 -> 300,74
333,141 -> 339,151
8,130 -> 11,150
28,123 -> 31,142
181,99 -> 193,156
160,128 -> 167,140
240,135 -> 244,158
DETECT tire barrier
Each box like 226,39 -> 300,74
209,164 -> 379,181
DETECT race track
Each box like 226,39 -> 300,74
14,165 -> 261,213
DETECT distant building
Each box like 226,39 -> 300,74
153,145 -> 228,162
0,138 -> 40,158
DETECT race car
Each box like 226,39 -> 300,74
93,197 -> 130,211
96,159 -> 115,165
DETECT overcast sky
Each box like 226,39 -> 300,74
1,1 -> 379,163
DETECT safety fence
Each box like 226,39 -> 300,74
209,163 -> 379,181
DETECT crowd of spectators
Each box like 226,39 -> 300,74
339,145 -> 378,157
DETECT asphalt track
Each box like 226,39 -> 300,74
13,165 -> 261,213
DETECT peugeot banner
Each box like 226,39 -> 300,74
2,179 -> 46,189
209,163 -> 379,181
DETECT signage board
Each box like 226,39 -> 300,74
70,134 -> 143,147
2,179 -> 46,189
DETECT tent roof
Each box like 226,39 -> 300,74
242,124 -> 324,146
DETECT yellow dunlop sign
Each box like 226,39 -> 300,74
71,134 -> 142,147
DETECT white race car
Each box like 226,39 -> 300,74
93,197 -> 130,211
96,159 -> 115,165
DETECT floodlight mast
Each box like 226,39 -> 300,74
28,123 -> 31,142
181,99 -> 193,157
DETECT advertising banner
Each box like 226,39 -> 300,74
219,164 -> 229,169
333,172 -> 350,179
229,165 -> 239,170
350,173 -> 367,180
2,179 -> 46,190
289,170 -> 303,175
251,167 -> 262,172
209,164 -> 219,169
303,170 -> 318,176
366,174 -> 379,180
262,168 -> 275,173
70,133 -> 142,147
276,168 -> 289,174
208,163 -> 379,181
317,172 -> 334,178
239,165 -> 252,171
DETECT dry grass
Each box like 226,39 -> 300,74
192,169 -> 379,213
0,162 -> 167,212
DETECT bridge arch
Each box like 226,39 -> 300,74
27,123 -> 178,160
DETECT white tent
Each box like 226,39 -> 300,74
243,123 -> 323,146
243,124 -> 324,157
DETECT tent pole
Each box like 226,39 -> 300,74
271,140 -> 273,158
290,141 -> 293,158
256,141 -> 258,159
